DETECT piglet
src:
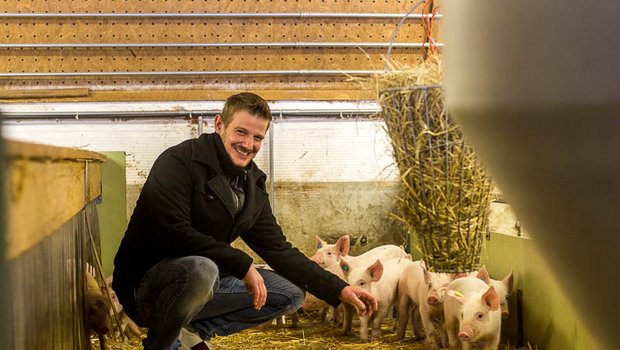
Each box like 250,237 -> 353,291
310,234 -> 409,269
334,246 -> 408,336
340,257 -> 413,341
474,266 -> 514,319
304,240 -> 408,331
490,270 -> 514,319
104,276 -> 143,338
303,247 -> 408,312
85,272 -> 111,348
396,260 -> 453,346
443,277 -> 502,350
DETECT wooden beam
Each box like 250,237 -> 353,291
0,88 -> 377,103
5,140 -> 107,163
0,88 -> 89,100
4,140 -> 105,260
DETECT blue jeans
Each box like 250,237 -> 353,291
122,256 -> 304,350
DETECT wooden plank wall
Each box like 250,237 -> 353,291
0,0 -> 441,102
4,141 -> 106,349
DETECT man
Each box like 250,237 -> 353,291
112,92 -> 377,350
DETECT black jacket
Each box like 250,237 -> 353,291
113,133 -> 347,306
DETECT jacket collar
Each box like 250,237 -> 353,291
191,133 -> 268,223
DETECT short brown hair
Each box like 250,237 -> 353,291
221,92 -> 272,127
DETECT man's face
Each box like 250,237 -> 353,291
214,109 -> 269,168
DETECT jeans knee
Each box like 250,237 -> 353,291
180,256 -> 219,299
289,285 -> 305,310
260,270 -> 305,313
280,283 -> 305,313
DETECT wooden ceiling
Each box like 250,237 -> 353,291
0,0 -> 441,102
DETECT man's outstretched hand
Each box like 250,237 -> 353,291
243,265 -> 267,310
338,285 -> 377,317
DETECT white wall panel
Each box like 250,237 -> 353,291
271,118 -> 397,182
3,117 -> 398,184
3,119 -> 204,187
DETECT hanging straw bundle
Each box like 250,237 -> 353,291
376,56 -> 492,272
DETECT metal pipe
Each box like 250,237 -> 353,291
0,109 -> 379,119
268,114 -> 276,208
0,101 -> 382,120
0,69 -> 411,77
0,12 -> 442,19
197,114 -> 203,136
385,0 -> 426,71
2,110 -> 206,118
0,42 -> 442,49
0,100 -> 381,115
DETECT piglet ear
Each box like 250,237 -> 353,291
423,266 -> 432,285
446,290 -> 465,304
336,235 -> 350,257
368,259 -> 384,282
339,258 -> 351,277
482,285 -> 500,311
477,265 -> 491,284
315,236 -> 326,249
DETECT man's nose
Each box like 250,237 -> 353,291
241,136 -> 253,149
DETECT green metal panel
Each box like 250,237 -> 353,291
484,232 -> 599,350
97,151 -> 127,278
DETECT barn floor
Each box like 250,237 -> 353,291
94,311 -> 535,350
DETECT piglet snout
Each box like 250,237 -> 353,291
427,295 -> 441,305
458,331 -> 472,341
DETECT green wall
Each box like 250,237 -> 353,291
483,232 -> 600,350
97,151 -> 127,277
409,230 -> 600,349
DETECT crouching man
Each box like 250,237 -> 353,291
112,92 -> 377,350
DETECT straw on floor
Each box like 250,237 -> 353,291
92,311 -> 535,350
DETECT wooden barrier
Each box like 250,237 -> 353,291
4,140 -> 106,349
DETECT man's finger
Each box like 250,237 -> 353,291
254,292 -> 261,309
353,297 -> 367,316
365,300 -> 375,316
253,282 -> 266,309
368,295 -> 378,314
358,293 -> 376,317
260,284 -> 267,308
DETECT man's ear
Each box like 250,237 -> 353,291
214,114 -> 223,133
